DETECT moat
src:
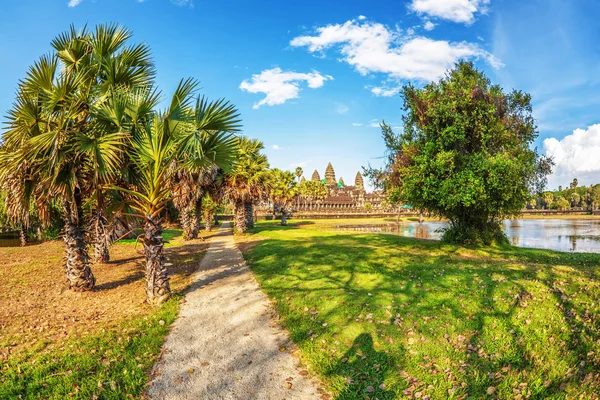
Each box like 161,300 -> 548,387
338,218 -> 600,253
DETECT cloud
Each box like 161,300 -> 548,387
369,85 -> 401,97
544,124 -> 600,187
170,0 -> 194,6
272,144 -> 281,150
68,0 -> 83,6
423,21 -> 436,31
290,18 -> 501,87
368,119 -> 381,128
409,0 -> 490,24
240,68 -> 333,109
335,102 -> 349,114
352,123 -> 363,127
289,160 -> 312,169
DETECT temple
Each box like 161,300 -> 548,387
297,162 -> 385,211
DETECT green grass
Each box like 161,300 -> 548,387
242,220 -> 600,399
116,228 -> 183,246
0,296 -> 179,399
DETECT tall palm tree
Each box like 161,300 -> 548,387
0,24 -> 154,288
107,79 -> 238,304
224,137 -> 269,233
268,169 -> 297,226
169,97 -> 241,240
295,166 -> 303,182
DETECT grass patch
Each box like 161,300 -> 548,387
0,228 -> 209,399
241,220 -> 600,399
0,297 -> 179,399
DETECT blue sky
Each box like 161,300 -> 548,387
1,0 -> 600,190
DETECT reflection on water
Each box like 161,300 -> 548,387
0,232 -> 41,247
338,219 -> 600,253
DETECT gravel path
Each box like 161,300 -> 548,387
147,223 -> 320,400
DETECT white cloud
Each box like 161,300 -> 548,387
240,67 -> 333,109
289,160 -> 311,169
369,119 -> 381,128
335,102 -> 349,114
544,124 -> 600,187
423,21 -> 436,31
358,15 -> 367,20
409,0 -> 490,24
369,85 -> 401,97
290,19 -> 501,87
171,0 -> 194,6
68,0 -> 82,6
352,122 -> 363,127
272,144 -> 281,150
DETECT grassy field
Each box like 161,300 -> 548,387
240,220 -> 600,399
0,229 -> 210,399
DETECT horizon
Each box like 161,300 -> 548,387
1,0 -> 599,191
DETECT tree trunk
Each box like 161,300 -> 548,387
93,211 -> 110,264
245,201 -> 254,229
234,199 -> 248,233
180,202 -> 195,240
204,209 -> 214,232
143,215 -> 171,305
191,197 -> 202,239
281,210 -> 288,226
63,194 -> 95,291
19,224 -> 27,247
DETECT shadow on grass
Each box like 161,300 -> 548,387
242,224 -> 600,399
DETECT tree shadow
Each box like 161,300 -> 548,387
241,223 -> 600,398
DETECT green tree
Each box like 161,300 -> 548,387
374,62 -> 552,245
0,24 -> 155,288
554,196 -> 570,210
267,169 -> 297,226
107,80 -> 237,304
570,178 -> 579,189
224,138 -> 269,233
295,166 -> 303,182
570,192 -> 581,208
297,180 -> 328,210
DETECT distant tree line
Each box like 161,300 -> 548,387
528,179 -> 600,210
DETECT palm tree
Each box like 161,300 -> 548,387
107,79 -> 238,304
295,166 -> 303,182
169,97 -> 241,240
224,138 -> 269,233
268,169 -> 297,226
0,24 -> 155,289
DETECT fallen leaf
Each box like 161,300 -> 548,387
365,386 -> 375,393
187,368 -> 194,374
487,386 -> 496,395
201,362 -> 209,367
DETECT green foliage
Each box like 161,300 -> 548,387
297,180 -> 328,202
224,137 -> 270,203
267,169 -> 297,210
243,220 -> 600,399
373,62 -> 552,244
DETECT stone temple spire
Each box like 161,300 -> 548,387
325,162 -> 336,184
339,177 -> 345,186
300,176 -> 306,183
311,169 -> 321,182
355,171 -> 365,192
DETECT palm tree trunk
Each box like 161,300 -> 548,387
191,197 -> 202,239
245,201 -> 254,229
63,194 -> 95,291
180,202 -> 194,240
93,211 -> 110,264
281,210 -> 288,226
234,199 -> 247,233
19,224 -> 27,247
143,214 -> 170,305
204,209 -> 214,232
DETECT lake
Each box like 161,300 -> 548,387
0,232 -> 41,247
338,218 -> 600,253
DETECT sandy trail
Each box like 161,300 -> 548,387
147,222 -> 320,400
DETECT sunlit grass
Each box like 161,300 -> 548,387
242,220 -> 600,399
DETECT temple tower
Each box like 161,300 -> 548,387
339,177 -> 345,186
300,176 -> 306,183
325,162 -> 336,184
311,170 -> 321,181
355,171 -> 365,192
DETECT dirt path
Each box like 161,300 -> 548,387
147,223 -> 320,400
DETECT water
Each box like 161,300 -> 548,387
0,232 -> 41,247
338,219 -> 600,253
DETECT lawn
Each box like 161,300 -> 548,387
0,228 -> 210,399
240,220 -> 600,399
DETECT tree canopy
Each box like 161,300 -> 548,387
370,62 -> 553,245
